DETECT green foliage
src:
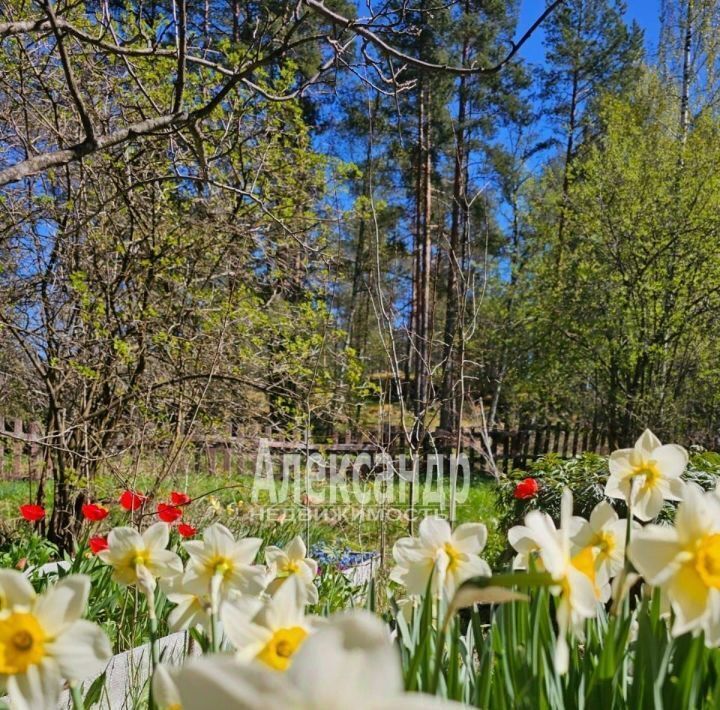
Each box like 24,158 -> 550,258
394,581 -> 720,708
497,449 -> 720,549
0,533 -> 59,572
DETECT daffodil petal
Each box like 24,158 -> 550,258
48,620 -> 112,681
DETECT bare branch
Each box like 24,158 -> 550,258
41,0 -> 95,143
304,0 -> 567,76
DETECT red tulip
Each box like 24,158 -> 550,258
177,523 -> 197,538
513,477 -> 540,500
82,503 -> 109,521
88,535 -> 109,554
157,503 -> 182,523
19,504 -> 45,522
119,490 -> 147,511
170,491 -> 191,506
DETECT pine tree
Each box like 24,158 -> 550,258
540,0 -> 643,263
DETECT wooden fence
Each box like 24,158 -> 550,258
0,414 -> 613,480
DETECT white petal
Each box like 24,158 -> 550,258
227,565 -> 267,596
632,484 -> 664,521
392,537 -> 423,566
143,522 -> 171,551
589,501 -> 618,531
35,575 -> 90,636
524,511 -> 563,578
106,526 -> 144,560
203,524 -> 235,557
627,525 -> 683,585
173,656 -> 290,708
675,484 -> 714,543
652,444 -> 688,479
608,449 -> 635,478
0,569 -> 36,610
454,556 -> 491,586
560,489 -> 574,532
508,525 -> 539,553
168,597 -> 208,633
418,517 -> 451,549
148,549 -> 183,580
636,429 -> 662,456
289,610 -> 402,702
6,659 -> 61,710
568,567 -> 599,618
264,546 -> 286,568
285,536 -> 307,560
183,540 -> 212,568
220,596 -> 264,649
232,538 -> 263,565
152,664 -> 182,708
451,523 -> 487,554
47,620 -> 112,681
605,472 -> 631,501
570,520 -> 594,550
667,565 -> 710,636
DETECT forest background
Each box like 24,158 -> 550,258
1,0 -> 718,546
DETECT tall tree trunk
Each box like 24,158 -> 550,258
412,83 -> 432,439
679,0 -> 694,146
440,50 -> 469,434
556,65 -> 579,267
346,116 -> 376,358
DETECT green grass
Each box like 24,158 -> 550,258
0,470 -> 504,569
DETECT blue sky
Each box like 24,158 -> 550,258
517,0 -> 661,66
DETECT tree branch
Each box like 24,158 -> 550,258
172,0 -> 187,113
304,0 -> 567,76
41,0 -> 95,143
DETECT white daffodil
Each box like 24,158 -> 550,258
265,536 -> 319,605
183,523 -> 266,611
222,577 -> 312,671
628,483 -> 720,644
0,572 -> 111,710
523,489 -> 600,673
571,501 -> 630,579
605,428 -> 687,521
508,514 -> 555,571
171,609 -> 463,709
161,571 -> 213,633
98,522 -> 183,596
390,517 -> 491,598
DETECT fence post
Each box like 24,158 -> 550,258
553,422 -> 562,454
562,425 -> 570,458
223,444 -> 231,475
532,424 -> 543,460
502,431 -> 511,475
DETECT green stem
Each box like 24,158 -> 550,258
625,492 -> 634,547
209,572 -> 223,652
70,683 -> 85,710
210,607 -> 221,653
148,613 -> 159,710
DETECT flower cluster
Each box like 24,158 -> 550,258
93,524 -> 458,708
387,429 -> 718,677
8,426 -> 717,707
391,516 -> 491,599
19,488 -> 195,530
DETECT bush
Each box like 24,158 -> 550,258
496,448 -> 720,559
